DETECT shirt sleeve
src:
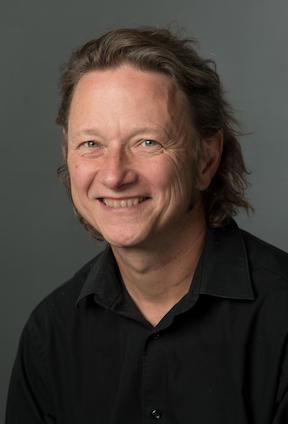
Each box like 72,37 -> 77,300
5,317 -> 56,424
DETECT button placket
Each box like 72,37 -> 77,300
142,331 -> 166,423
151,408 -> 162,420
152,332 -> 160,340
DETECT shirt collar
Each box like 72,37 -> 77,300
76,246 -> 123,308
198,220 -> 254,300
76,219 -> 255,308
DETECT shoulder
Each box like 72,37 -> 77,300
240,229 -> 288,285
24,250 -> 105,341
239,229 -> 288,318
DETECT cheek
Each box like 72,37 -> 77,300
68,159 -> 95,193
144,159 -> 176,192
165,155 -> 195,195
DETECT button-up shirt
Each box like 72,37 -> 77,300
6,220 -> 288,423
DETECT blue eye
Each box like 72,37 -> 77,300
80,140 -> 102,149
142,139 -> 159,147
85,141 -> 97,148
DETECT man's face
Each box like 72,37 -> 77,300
67,64 -> 204,249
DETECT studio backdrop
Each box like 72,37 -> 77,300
1,0 -> 287,421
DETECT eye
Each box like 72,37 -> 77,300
141,139 -> 160,148
77,140 -> 104,157
78,140 -> 103,150
82,140 -> 99,148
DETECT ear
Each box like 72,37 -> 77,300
196,130 -> 223,191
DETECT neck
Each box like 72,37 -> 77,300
111,209 -> 207,326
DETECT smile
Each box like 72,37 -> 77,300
100,197 -> 148,208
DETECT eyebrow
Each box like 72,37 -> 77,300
72,126 -> 174,139
72,128 -> 103,138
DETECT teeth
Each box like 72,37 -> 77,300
102,197 -> 145,208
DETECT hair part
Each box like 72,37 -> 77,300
56,26 -> 252,238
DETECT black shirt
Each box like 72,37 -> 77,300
6,221 -> 288,423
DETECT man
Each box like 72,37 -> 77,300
6,27 -> 288,423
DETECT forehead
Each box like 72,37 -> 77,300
68,64 -> 192,138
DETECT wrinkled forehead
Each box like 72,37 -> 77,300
67,65 -> 194,140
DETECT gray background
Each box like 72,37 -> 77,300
1,0 -> 288,419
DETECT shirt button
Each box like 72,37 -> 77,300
152,332 -> 160,340
151,409 -> 162,419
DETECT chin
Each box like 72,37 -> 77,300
106,239 -> 141,249
100,230 -> 143,249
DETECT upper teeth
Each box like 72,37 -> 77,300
102,197 -> 145,208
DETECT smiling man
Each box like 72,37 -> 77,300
6,28 -> 288,423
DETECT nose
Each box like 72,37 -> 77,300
97,146 -> 138,190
